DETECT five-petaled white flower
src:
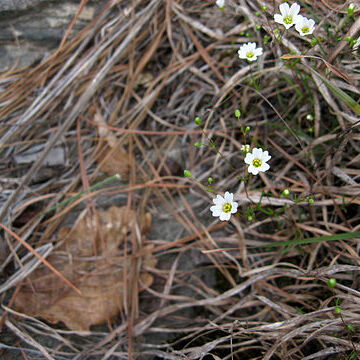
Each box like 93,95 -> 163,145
274,2 -> 301,29
244,148 -> 271,175
216,0 -> 225,9
238,42 -> 263,62
210,192 -> 238,221
295,15 -> 315,36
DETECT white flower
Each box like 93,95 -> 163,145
238,42 -> 263,62
274,2 -> 301,29
241,144 -> 250,153
216,0 -> 225,9
244,148 -> 271,175
295,15 -> 315,36
210,192 -> 238,221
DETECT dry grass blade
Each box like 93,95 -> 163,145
0,0 -> 360,359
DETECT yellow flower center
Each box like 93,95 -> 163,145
246,51 -> 254,58
302,26 -> 309,33
284,15 -> 292,24
253,158 -> 262,167
223,203 -> 232,213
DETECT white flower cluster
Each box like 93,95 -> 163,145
274,2 -> 315,36
210,148 -> 271,221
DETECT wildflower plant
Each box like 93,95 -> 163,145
177,1 -> 360,358
181,1 -> 359,225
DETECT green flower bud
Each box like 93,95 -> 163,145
308,198 -> 315,204
194,117 -> 202,126
263,35 -> 270,45
282,189 -> 290,197
184,170 -> 192,178
327,278 -> 336,288
256,25 -> 262,31
194,142 -> 202,148
335,306 -> 341,314
234,109 -> 241,118
348,3 -> 355,16
261,5 -> 267,11
248,215 -> 253,221
308,127 -> 313,134
245,126 -> 250,133
255,11 -> 260,16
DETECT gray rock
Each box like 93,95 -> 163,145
0,0 -> 46,12
0,0 -> 106,70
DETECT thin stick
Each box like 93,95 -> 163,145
0,223 -> 81,295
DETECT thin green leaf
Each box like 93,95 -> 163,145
311,68 -> 360,115
259,231 -> 360,248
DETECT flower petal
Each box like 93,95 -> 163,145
274,14 -> 284,24
262,151 -> 271,162
260,163 -> 270,172
230,202 -> 238,213
252,148 -> 262,158
283,22 -> 294,29
308,19 -> 315,27
213,195 -> 224,205
289,3 -> 300,16
279,2 -> 290,16
224,192 -> 233,202
247,164 -> 259,175
219,212 -> 231,221
211,207 -> 223,217
244,152 -> 253,165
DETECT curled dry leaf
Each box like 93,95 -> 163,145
14,206 -> 155,331
94,111 -> 133,179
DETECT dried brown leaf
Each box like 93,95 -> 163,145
97,143 -> 133,178
94,111 -> 133,178
14,206 -> 155,331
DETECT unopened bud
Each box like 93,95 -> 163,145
184,170 -> 192,178
327,278 -> 336,288
348,3 -> 355,16
282,189 -> 290,197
